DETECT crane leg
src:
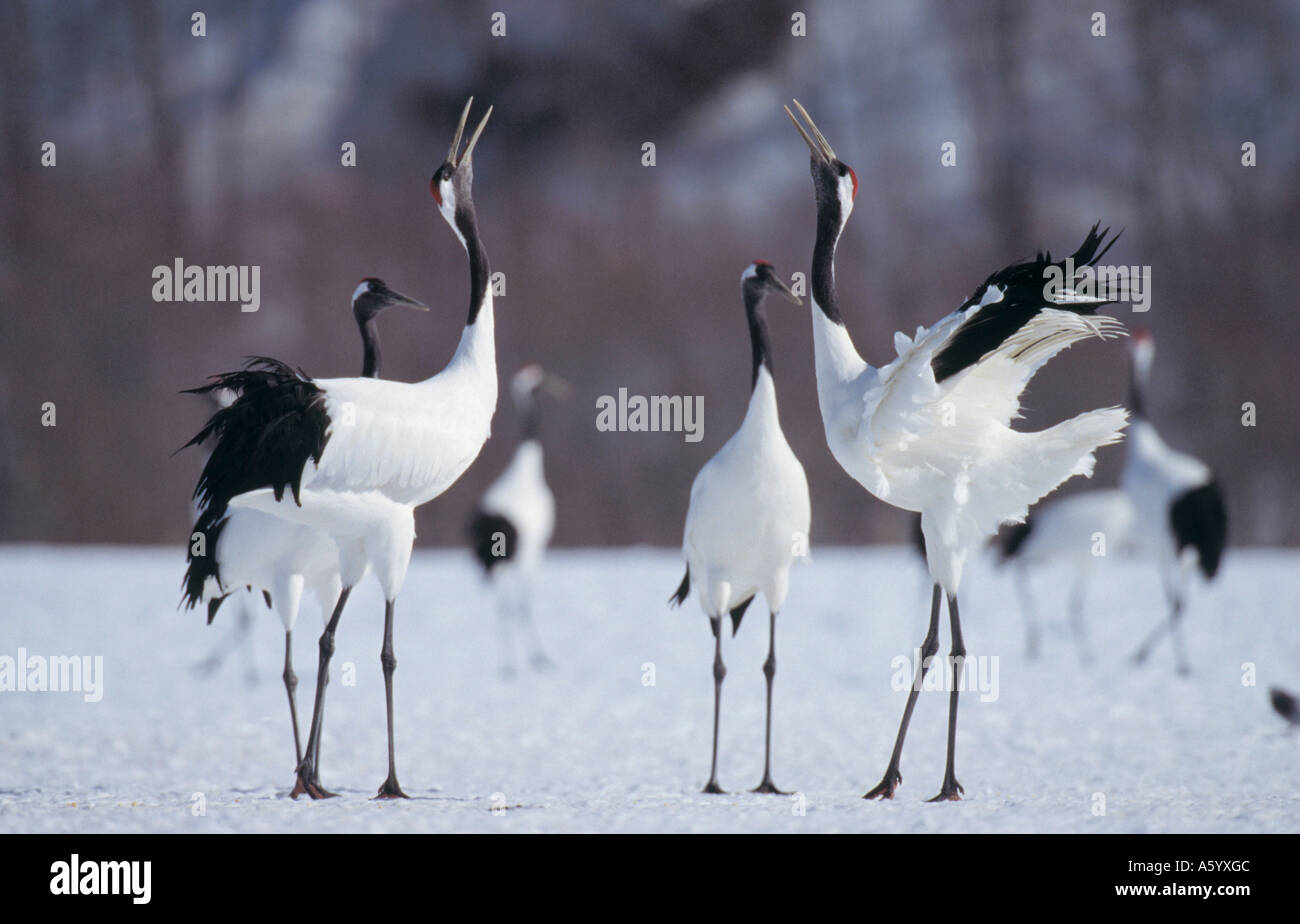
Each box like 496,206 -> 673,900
292,586 -> 351,800
928,593 -> 966,802
703,615 -> 727,794
752,609 -> 786,794
1168,596 -> 1190,676
496,591 -> 517,679
865,584 -> 942,799
521,598 -> 553,671
1131,579 -> 1188,671
1131,618 -> 1164,665
375,599 -> 409,799
1016,571 -> 1040,660
1067,575 -> 1093,666
282,630 -> 302,768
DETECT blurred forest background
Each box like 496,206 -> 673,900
1,0 -> 1296,548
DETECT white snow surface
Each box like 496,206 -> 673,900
1,545 -> 1297,833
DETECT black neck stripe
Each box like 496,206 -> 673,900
743,280 -> 774,391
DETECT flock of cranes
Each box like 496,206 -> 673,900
180,97 -> 1230,802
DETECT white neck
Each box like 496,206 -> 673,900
810,297 -> 870,416
431,289 -> 498,411
512,437 -> 545,476
742,366 -> 781,433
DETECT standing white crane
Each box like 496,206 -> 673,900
786,101 -> 1129,800
182,279 -> 427,791
468,365 -> 567,677
1122,329 -> 1227,673
670,261 -> 810,795
186,98 -> 498,799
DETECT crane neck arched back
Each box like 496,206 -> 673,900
811,190 -> 846,326
807,186 -> 869,399
457,207 -> 492,328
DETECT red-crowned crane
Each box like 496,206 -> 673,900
1121,329 -> 1227,673
468,365 -> 569,677
786,101 -> 1129,800
182,279 -> 427,789
185,99 -> 497,799
998,331 -> 1227,670
670,261 -> 810,795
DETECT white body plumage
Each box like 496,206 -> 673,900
479,439 -> 554,576
682,367 -> 810,618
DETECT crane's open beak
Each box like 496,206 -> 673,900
785,99 -> 837,164
769,275 -> 803,306
449,97 -> 493,167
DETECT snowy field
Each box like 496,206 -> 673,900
1,544 -> 1297,833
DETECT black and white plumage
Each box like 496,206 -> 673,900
787,101 -> 1129,800
999,333 -> 1227,669
183,98 -> 497,800
1122,329 -> 1227,673
181,279 -> 427,779
670,261 -> 810,795
1270,687 -> 1300,726
468,364 -> 566,676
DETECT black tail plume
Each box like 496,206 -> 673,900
669,566 -> 690,607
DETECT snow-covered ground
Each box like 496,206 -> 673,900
1,545 -> 1296,833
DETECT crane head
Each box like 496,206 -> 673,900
1128,325 -> 1155,379
785,100 -> 858,229
742,261 -> 802,306
352,278 -> 429,321
429,97 -> 493,230
511,364 -> 573,405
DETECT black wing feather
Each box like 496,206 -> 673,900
932,223 -> 1122,383
728,595 -> 754,636
668,565 -> 690,607
1270,687 -> 1300,725
469,510 -> 518,572
1169,480 -> 1227,580
998,519 -> 1033,562
179,357 -> 331,610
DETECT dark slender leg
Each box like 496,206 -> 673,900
375,600 -> 408,799
1167,596 -> 1190,676
291,586 -> 351,800
309,660 -> 326,789
522,598 -> 553,671
928,594 -> 966,802
864,584 -> 942,799
752,609 -> 786,794
703,615 -> 726,794
282,631 -> 302,768
1132,586 -> 1185,671
496,593 -> 516,679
